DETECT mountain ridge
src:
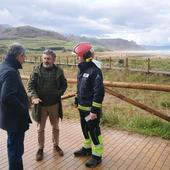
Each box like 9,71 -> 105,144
0,24 -> 143,50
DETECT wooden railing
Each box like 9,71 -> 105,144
22,75 -> 170,122
1,55 -> 170,75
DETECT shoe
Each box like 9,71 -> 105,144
85,157 -> 102,168
54,145 -> 64,156
74,147 -> 91,157
36,149 -> 43,161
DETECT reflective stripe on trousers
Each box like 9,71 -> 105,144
79,110 -> 104,157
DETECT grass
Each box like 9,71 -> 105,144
62,96 -> 170,139
101,109 -> 170,139
61,68 -> 170,139
125,116 -> 170,139
0,37 -> 105,55
1,36 -> 170,140
1,36 -> 170,72
2,50 -> 170,139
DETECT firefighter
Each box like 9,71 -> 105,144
72,42 -> 105,168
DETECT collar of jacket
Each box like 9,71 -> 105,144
4,55 -> 22,70
78,62 -> 95,72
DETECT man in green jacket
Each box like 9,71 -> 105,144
27,49 -> 67,161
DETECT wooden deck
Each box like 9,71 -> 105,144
0,119 -> 170,170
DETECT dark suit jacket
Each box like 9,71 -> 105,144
0,57 -> 31,132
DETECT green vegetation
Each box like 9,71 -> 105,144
20,62 -> 170,140
0,37 -> 105,55
0,37 -> 75,54
1,37 -> 170,139
101,111 -> 170,139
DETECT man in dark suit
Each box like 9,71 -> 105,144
0,43 -> 31,170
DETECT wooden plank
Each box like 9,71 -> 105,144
0,120 -> 170,170
22,76 -> 170,92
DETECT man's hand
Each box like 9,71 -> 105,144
31,98 -> 42,104
89,112 -> 97,120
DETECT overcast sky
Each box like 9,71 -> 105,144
0,0 -> 170,45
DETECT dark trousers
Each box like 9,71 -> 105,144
79,110 -> 101,145
7,131 -> 25,170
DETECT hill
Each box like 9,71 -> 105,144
0,25 -> 67,40
0,24 -> 143,51
66,34 -> 143,51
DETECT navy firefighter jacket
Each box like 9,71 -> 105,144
77,62 -> 105,114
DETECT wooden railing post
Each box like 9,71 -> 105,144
147,58 -> 150,73
125,57 -> 129,70
74,55 -> 76,66
109,56 -> 112,69
66,55 -> 69,65
58,56 -> 60,64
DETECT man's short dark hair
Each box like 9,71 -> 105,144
7,43 -> 26,58
43,49 -> 56,59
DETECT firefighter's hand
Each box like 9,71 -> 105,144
32,98 -> 42,104
89,112 -> 97,120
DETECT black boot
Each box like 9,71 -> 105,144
36,149 -> 43,161
85,157 -> 102,168
74,147 -> 91,157
54,145 -> 64,156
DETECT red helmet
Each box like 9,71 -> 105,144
73,42 -> 93,58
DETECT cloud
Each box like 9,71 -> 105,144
0,0 -> 170,45
0,8 -> 19,24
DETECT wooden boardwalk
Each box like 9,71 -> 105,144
0,119 -> 170,170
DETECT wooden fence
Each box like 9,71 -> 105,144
1,55 -> 170,75
22,76 -> 170,122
